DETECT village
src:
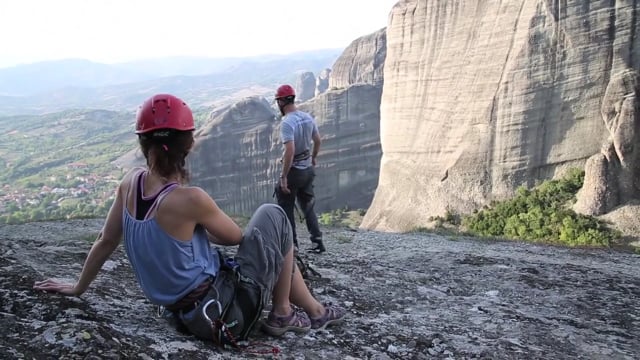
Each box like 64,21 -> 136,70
0,162 -> 120,223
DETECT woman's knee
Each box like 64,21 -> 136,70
258,203 -> 285,213
247,203 -> 290,235
253,204 -> 293,252
255,203 -> 287,222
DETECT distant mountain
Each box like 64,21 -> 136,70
0,59 -> 154,96
0,49 -> 343,115
114,49 -> 343,77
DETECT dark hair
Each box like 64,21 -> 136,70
138,129 -> 194,182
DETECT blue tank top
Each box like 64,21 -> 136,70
122,171 -> 220,306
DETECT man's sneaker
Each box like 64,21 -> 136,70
310,302 -> 346,330
262,307 -> 311,337
308,241 -> 326,254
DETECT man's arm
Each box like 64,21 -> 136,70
311,127 -> 321,166
281,140 -> 295,179
280,121 -> 295,179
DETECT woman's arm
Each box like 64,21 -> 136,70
189,187 -> 243,246
34,179 -> 126,295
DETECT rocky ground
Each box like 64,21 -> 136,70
1,219 -> 638,359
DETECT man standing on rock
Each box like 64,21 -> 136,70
274,84 -> 325,254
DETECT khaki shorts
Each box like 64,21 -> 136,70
235,203 -> 294,306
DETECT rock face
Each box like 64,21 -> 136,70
362,0 -> 640,232
575,69 -> 640,215
4,219 -> 640,359
299,84 -> 383,211
187,97 -> 281,216
294,28 -> 387,211
187,88 -> 383,215
329,27 -> 386,89
315,68 -> 332,96
187,27 -> 388,216
295,71 -> 316,102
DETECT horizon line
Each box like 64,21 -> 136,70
0,47 -> 346,70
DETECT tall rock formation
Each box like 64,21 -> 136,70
575,69 -> 640,216
187,97 -> 281,215
299,84 -> 383,211
186,28 -> 388,216
299,28 -> 387,211
186,88 -> 383,215
329,28 -> 386,89
362,0 -> 640,232
315,68 -> 332,96
295,71 -> 316,102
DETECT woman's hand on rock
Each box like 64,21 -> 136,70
33,279 -> 81,296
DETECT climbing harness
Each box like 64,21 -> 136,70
202,298 -> 281,357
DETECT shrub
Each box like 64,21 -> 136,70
462,168 -> 617,247
319,212 -> 336,226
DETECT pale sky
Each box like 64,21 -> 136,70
0,0 -> 397,68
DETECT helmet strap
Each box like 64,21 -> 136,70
277,96 -> 295,116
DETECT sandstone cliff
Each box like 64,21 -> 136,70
329,28 -> 387,89
186,86 -> 383,216
299,84 -> 383,211
187,97 -> 281,216
295,71 -> 316,102
362,0 -> 640,232
315,68 -> 332,96
575,69 -> 640,216
186,27 -> 388,217
295,28 -> 387,211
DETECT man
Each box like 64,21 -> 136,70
274,84 -> 325,253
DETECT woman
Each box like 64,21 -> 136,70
33,93 -> 345,344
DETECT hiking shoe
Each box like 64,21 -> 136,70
308,241 -> 326,254
310,302 -> 346,330
262,307 -> 311,337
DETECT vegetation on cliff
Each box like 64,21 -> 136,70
459,169 -> 619,247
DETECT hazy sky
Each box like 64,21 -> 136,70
0,0 -> 397,68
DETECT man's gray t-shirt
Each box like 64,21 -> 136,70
280,110 -> 318,169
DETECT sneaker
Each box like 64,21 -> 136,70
310,302 -> 346,330
262,307 -> 311,337
308,241 -> 326,254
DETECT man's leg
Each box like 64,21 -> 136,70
297,168 -> 324,253
275,185 -> 299,248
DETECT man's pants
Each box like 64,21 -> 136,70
275,167 -> 322,248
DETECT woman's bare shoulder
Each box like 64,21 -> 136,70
170,186 -> 211,202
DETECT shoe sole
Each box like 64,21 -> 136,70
261,323 -> 311,337
312,317 -> 345,331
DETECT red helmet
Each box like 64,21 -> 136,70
275,84 -> 296,99
135,94 -> 195,134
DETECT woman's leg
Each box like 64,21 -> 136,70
269,242 -> 294,316
235,204 -> 344,334
235,203 -> 294,302
288,258 -> 324,317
